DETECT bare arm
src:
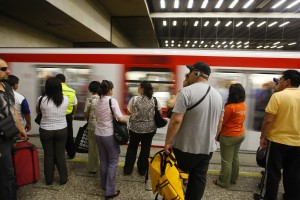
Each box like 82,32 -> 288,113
260,112 -> 275,148
117,116 -> 128,123
167,94 -> 177,108
14,107 -> 27,139
164,112 -> 184,154
215,116 -> 223,141
23,114 -> 31,132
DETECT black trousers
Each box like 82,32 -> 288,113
262,141 -> 300,200
124,130 -> 155,174
0,137 -> 16,200
65,114 -> 76,158
173,147 -> 213,200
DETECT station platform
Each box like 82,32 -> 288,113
17,136 -> 284,200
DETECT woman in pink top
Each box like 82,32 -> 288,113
214,83 -> 246,188
94,80 -> 127,199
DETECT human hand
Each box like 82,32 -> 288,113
164,143 -> 173,154
260,137 -> 268,148
25,123 -> 31,132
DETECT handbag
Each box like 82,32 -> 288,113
74,123 -> 89,153
109,98 -> 129,145
166,108 -> 173,119
35,96 -> 44,125
153,97 -> 168,128
256,146 -> 267,168
0,83 -> 19,139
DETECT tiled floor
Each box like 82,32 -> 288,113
16,136 -> 283,200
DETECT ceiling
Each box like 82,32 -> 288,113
0,0 -> 300,51
147,0 -> 300,51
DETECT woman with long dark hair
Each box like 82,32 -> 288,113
38,77 -> 69,185
214,83 -> 246,188
94,80 -> 127,199
123,80 -> 162,176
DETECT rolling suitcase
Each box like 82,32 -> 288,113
12,139 -> 40,186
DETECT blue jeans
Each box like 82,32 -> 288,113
0,137 -> 16,200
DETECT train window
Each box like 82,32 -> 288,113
249,74 -> 280,131
36,66 -> 91,120
125,68 -> 174,108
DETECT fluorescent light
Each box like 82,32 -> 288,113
287,0 -> 300,8
247,21 -> 255,27
192,44 -> 195,47
201,0 -> 208,8
215,21 -> 220,26
160,0 -> 166,9
257,0 -> 271,9
229,0 -> 239,8
211,45 -> 215,47
187,0 -> 193,8
264,46 -> 269,48
237,45 -> 242,48
222,41 -> 226,44
257,46 -> 263,48
244,41 -> 249,45
198,45 -> 201,47
277,46 -> 284,48
272,0 -> 286,9
204,21 -> 209,26
187,40 -> 190,44
166,44 -> 168,47
225,21 -> 232,26
257,21 -> 266,27
163,20 -> 167,26
271,46 -> 277,49
224,45 -> 228,48
174,0 -> 179,9
215,0 -> 223,9
244,45 -> 249,48
171,40 -> 174,43
218,45 -> 221,48
178,44 -> 181,47
205,45 -> 208,47
237,41 -> 242,44
231,45 -> 235,48
288,42 -> 296,45
274,42 -> 280,45
173,20 -> 177,26
268,21 -> 278,27
201,41 -> 204,44
194,21 -> 199,26
215,41 -> 219,44
243,0 -> 254,9
236,21 -> 243,27
165,40 -> 168,43
194,41 -> 198,44
229,41 -> 234,44
279,21 -> 290,27
171,44 -> 174,47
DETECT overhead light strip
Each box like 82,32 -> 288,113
160,0 -> 166,9
257,21 -> 266,27
215,0 -> 223,9
247,21 -> 255,27
286,0 -> 300,8
268,21 -> 278,27
225,21 -> 232,26
174,0 -> 179,9
204,21 -> 209,26
236,21 -> 243,27
215,21 -> 220,26
229,0 -> 239,9
243,0 -> 254,9
279,21 -> 290,27
201,0 -> 208,9
256,0 -> 271,9
272,0 -> 286,9
187,0 -> 194,9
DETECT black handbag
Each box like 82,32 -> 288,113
0,83 -> 19,139
74,123 -> 89,153
109,99 -> 129,145
256,146 -> 267,168
166,108 -> 173,119
153,97 -> 168,128
35,96 -> 44,125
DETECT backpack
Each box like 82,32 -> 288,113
147,150 -> 188,200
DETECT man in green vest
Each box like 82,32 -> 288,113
56,74 -> 77,159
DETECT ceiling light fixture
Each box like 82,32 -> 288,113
215,41 -> 219,44
272,0 -> 286,9
171,44 -> 174,47
237,41 -> 242,44
187,40 -> 190,44
256,0 -> 271,9
192,44 -> 195,47
247,21 -> 255,27
224,45 -> 228,48
194,41 -> 198,44
264,46 -> 269,48
257,45 -> 263,48
274,42 -> 280,45
222,41 -> 226,44
229,0 -> 239,8
236,21 -> 243,27
205,44 -> 208,47
160,0 -> 166,9
225,21 -> 232,26
204,21 -> 209,26
230,41 -> 234,44
218,45 -> 221,48
286,0 -> 300,8
231,45 -> 235,48
198,45 -> 201,47
215,0 -> 223,9
288,42 -> 296,45
201,41 -> 204,44
244,41 -> 249,45
194,21 -> 199,26
166,44 -> 168,47
187,0 -> 194,9
178,44 -> 181,47
271,46 -> 277,48
173,20 -> 177,26
215,21 -> 220,26
257,21 -> 266,27
201,0 -> 208,9
211,45 -> 215,47
244,45 -> 249,48
185,44 -> 188,47
171,40 -> 174,43
277,46 -> 284,48
174,0 -> 179,9
268,21 -> 278,27
163,20 -> 167,26
279,21 -> 290,27
165,40 -> 168,43
237,45 -> 242,48
243,0 -> 254,9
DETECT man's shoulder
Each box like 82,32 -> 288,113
62,83 -> 76,93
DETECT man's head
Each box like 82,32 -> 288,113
276,70 -> 300,91
6,75 -> 19,90
186,62 -> 211,85
55,74 -> 66,83
0,58 -> 11,82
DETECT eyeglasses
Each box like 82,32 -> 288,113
0,67 -> 8,72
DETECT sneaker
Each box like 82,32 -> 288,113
105,190 -> 120,199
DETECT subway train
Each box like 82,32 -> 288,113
1,48 -> 299,151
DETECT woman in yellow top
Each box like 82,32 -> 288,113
214,83 -> 246,188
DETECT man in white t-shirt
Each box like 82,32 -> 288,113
7,75 -> 31,131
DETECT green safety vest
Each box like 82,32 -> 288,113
61,83 -> 76,115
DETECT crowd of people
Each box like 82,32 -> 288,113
0,56 -> 299,200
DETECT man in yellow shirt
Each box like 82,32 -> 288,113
56,74 -> 77,159
257,70 -> 300,200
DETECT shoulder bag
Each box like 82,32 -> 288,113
0,83 -> 20,139
74,123 -> 89,153
109,98 -> 129,145
34,96 -> 44,125
153,97 -> 168,128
